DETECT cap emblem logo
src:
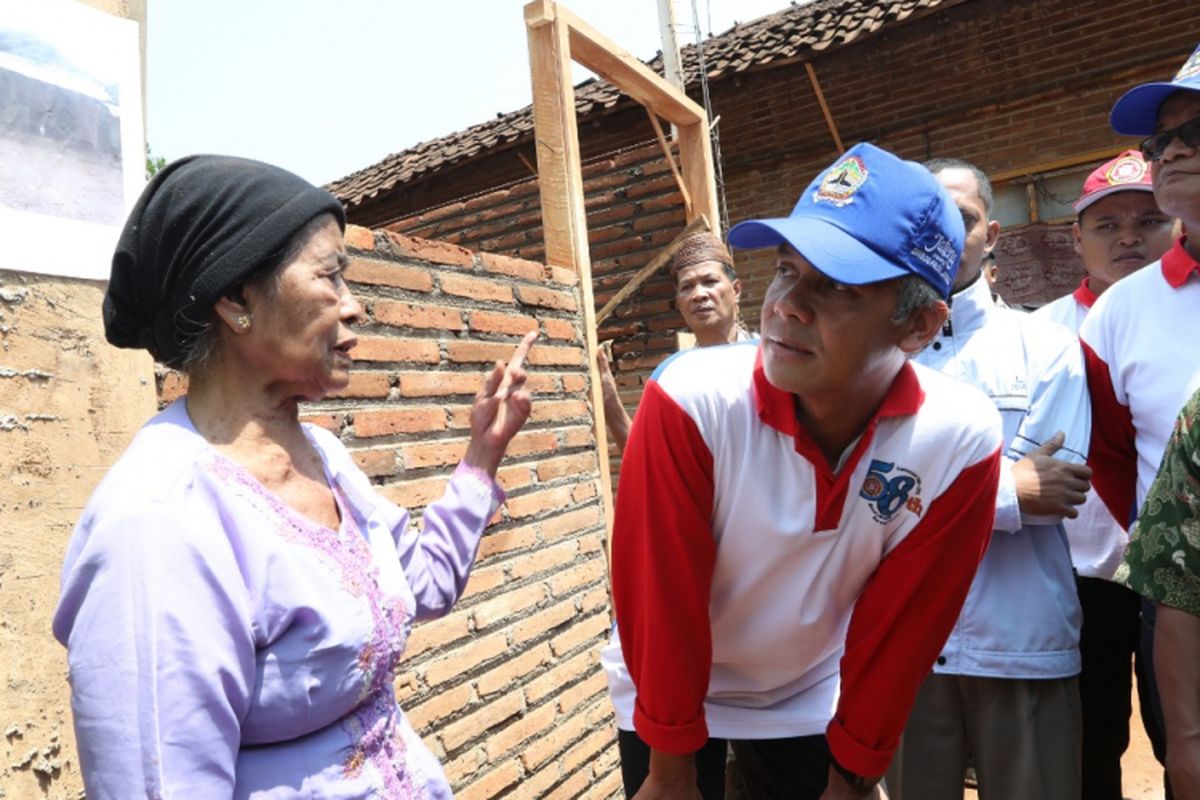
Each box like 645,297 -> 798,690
1106,155 -> 1148,185
815,156 -> 868,207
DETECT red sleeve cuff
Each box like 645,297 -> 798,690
633,701 -> 709,755
826,715 -> 890,777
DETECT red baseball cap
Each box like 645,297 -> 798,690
1074,150 -> 1154,213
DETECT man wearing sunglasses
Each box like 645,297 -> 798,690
1079,42 -> 1200,799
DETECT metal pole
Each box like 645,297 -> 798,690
656,0 -> 685,138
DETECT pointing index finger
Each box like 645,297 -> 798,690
508,330 -> 539,371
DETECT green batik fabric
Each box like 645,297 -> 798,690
1118,388 -> 1200,617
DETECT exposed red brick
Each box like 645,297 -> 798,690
516,284 -> 578,311
542,318 -> 578,341
398,371 -> 483,397
527,344 -> 585,367
455,759 -> 523,800
537,452 -> 599,481
351,336 -> 440,364
400,439 -> 469,470
471,583 -> 547,630
404,610 -> 471,658
379,476 -> 448,509
479,251 -> 546,282
446,341 -> 517,365
512,597 -> 579,646
506,486 -> 575,520
385,230 -> 475,267
468,310 -> 538,336
352,448 -> 397,477
542,506 -> 602,540
329,371 -> 391,399
477,525 -> 539,560
374,300 -> 465,331
344,224 -> 376,251
551,610 -> 611,657
441,273 -> 515,304
476,642 -> 553,697
424,631 -> 509,689
346,258 -> 434,292
528,400 -> 590,424
353,407 -> 446,437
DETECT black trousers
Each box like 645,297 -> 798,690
618,729 -> 831,800
1076,576 -> 1172,800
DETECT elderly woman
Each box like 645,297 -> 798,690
52,156 -> 535,798
597,230 -> 752,450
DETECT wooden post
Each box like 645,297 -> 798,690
525,0 -> 723,549
525,0 -> 615,535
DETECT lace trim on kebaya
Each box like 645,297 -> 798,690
205,455 -> 423,798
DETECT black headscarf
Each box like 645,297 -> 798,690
103,155 -> 346,368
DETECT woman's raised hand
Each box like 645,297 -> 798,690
463,330 -> 538,476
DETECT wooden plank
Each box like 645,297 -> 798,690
553,4 -> 706,127
646,108 -> 693,217
805,62 -> 844,154
676,118 -> 720,225
525,1 -> 616,539
596,215 -> 710,324
990,146 -> 1124,185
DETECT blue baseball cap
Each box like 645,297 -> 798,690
727,142 -> 964,298
1110,44 -> 1200,136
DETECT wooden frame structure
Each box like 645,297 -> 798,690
525,0 -> 719,532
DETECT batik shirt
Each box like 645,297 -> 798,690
1119,387 -> 1200,617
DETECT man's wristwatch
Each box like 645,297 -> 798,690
830,758 -> 879,792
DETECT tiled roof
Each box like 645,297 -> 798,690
329,0 -> 957,206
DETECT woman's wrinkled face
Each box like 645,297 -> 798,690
241,214 -> 363,400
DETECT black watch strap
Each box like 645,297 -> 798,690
830,758 -> 879,791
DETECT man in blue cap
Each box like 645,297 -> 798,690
1082,42 -> 1200,799
608,143 -> 1003,799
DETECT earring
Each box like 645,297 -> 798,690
236,315 -> 251,331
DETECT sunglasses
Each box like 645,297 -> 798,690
1140,115 -> 1200,162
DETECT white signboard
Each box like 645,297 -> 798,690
0,0 -> 143,280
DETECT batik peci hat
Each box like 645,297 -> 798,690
726,142 -> 964,298
1110,43 -> 1200,136
1074,150 -> 1155,213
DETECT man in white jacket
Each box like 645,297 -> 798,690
891,158 -> 1092,800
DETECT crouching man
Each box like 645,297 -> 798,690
608,143 -> 1004,799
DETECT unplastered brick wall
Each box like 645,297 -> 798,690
159,226 -> 621,799
389,139 -> 692,482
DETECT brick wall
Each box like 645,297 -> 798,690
159,226 -> 621,799
387,140 -> 691,479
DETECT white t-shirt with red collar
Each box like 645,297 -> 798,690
1034,278 -> 1128,579
606,342 -> 1002,777
1080,238 -> 1200,527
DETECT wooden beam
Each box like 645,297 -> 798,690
675,117 -> 720,225
549,4 -> 706,127
596,215 -> 710,325
646,108 -> 693,218
805,62 -> 844,154
990,146 -> 1125,185
516,150 -> 538,177
525,1 -> 615,538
